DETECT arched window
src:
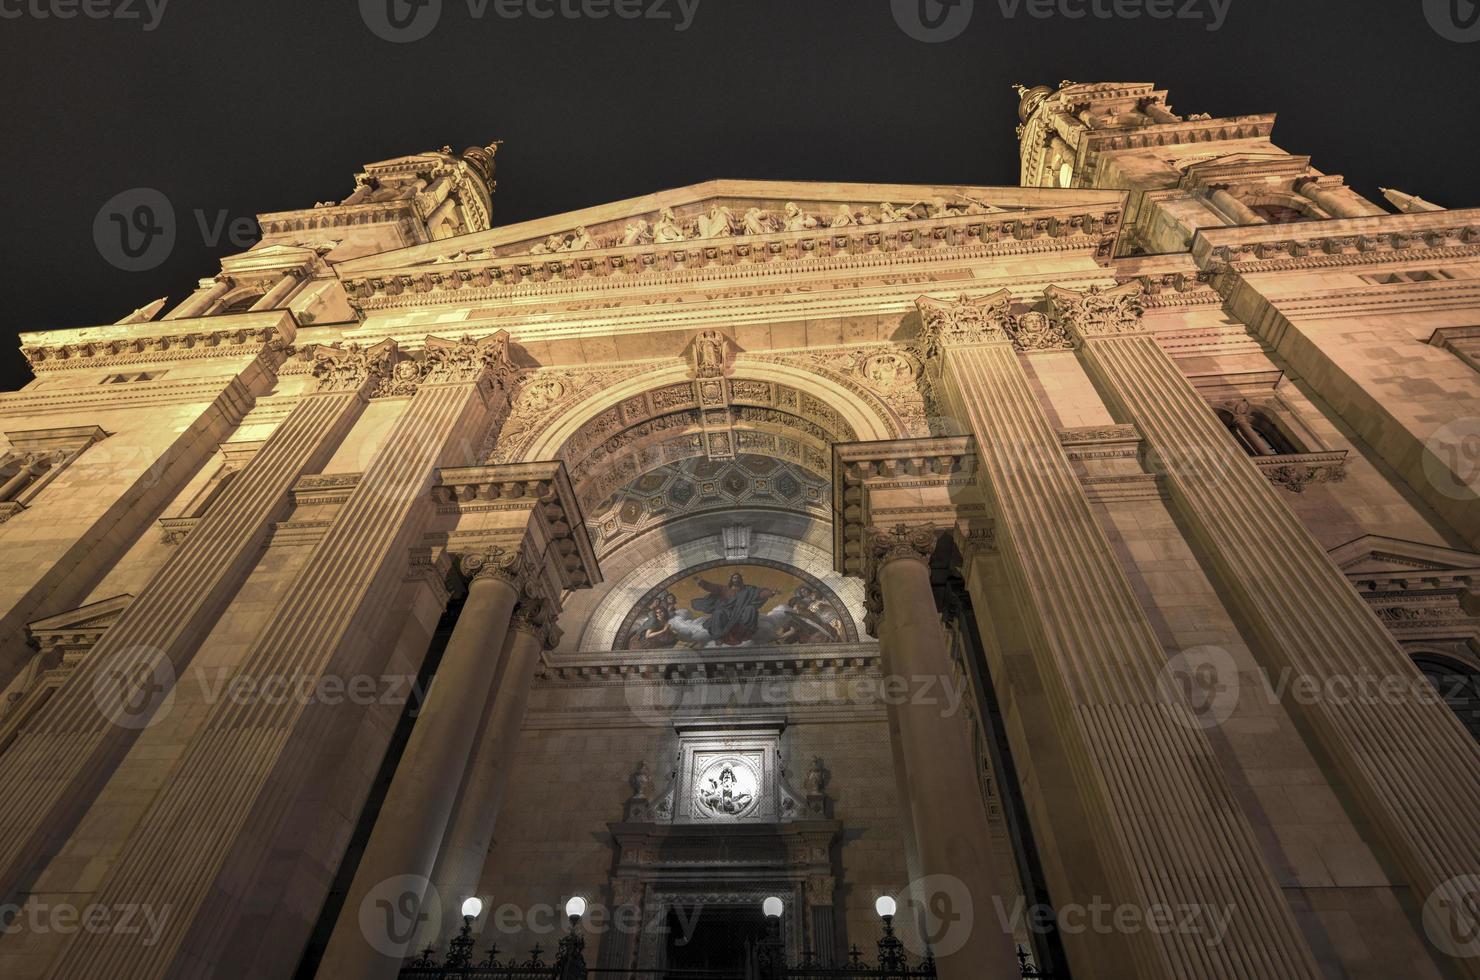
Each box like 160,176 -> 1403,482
1414,654 -> 1480,743
1216,401 -> 1300,456
1248,203 -> 1312,224
216,294 -> 262,315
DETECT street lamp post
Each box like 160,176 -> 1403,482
445,897 -> 484,969
555,896 -> 587,980
757,896 -> 785,980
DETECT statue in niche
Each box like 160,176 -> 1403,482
782,202 -> 818,232
692,330 -> 731,379
653,206 -> 686,243
630,761 -> 655,801
805,757 -> 830,799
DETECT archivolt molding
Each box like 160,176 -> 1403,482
490,355 -> 906,473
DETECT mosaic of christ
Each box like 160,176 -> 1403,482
618,563 -> 850,650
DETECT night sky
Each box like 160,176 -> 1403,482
2,0 -> 1476,390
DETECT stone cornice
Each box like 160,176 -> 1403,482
832,436 -> 977,578
435,459 -> 601,591
538,642 -> 881,684
1193,208 -> 1480,274
0,375 -> 259,419
337,205 -> 1124,311
19,311 -> 298,373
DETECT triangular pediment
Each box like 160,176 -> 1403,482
1330,535 -> 1480,575
336,179 -> 1126,273
27,594 -> 134,635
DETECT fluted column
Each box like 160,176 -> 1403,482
0,338 -> 370,913
1056,280 -> 1480,980
163,277 -> 232,319
915,292 -> 1323,979
43,334 -> 518,979
866,524 -> 1018,980
319,551 -> 528,980
412,605 -> 548,951
1208,187 -> 1266,225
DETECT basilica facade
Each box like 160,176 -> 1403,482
0,81 -> 1477,979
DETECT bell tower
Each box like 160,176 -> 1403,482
1016,81 -> 1386,253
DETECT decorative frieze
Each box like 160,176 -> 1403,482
21,320 -> 290,373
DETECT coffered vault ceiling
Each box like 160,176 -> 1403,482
585,454 -> 829,557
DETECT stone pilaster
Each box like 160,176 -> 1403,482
0,332 -> 375,912
864,522 -> 1019,980
1055,279 -> 1480,979
915,291 -> 1324,979
40,333 -> 518,978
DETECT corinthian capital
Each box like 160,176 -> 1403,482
1045,281 -> 1147,341
421,332 -> 515,388
914,290 -> 1014,357
310,338 -> 398,393
866,523 -> 940,570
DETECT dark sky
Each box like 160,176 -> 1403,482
2,0 -> 1476,390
